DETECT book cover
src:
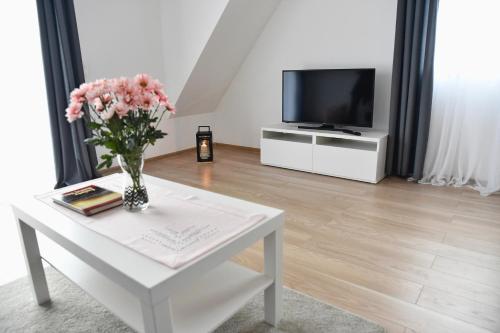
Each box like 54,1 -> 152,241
52,185 -> 122,216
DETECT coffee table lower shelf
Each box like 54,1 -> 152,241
39,238 -> 274,333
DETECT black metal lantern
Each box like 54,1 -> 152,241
196,126 -> 213,162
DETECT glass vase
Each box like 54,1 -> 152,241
117,153 -> 149,211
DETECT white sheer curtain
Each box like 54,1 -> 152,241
421,0 -> 500,195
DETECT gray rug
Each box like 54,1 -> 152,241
0,268 -> 384,333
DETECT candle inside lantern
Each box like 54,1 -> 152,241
196,126 -> 213,162
200,140 -> 209,159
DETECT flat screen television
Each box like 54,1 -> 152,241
282,68 -> 375,128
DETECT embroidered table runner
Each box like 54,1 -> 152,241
36,174 -> 266,269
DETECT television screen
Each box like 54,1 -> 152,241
282,69 -> 375,127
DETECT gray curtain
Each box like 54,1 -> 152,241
386,0 -> 439,178
37,0 -> 99,188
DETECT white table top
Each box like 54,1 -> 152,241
11,174 -> 283,299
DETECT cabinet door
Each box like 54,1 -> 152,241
313,145 -> 378,182
261,139 -> 313,171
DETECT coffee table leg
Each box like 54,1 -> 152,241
17,219 -> 51,305
264,226 -> 283,326
141,298 -> 174,333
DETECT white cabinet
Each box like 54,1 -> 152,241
260,124 -> 388,183
261,132 -> 313,172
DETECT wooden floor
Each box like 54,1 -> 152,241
143,144 -> 500,333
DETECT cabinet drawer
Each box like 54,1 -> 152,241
261,138 -> 313,171
313,145 -> 378,182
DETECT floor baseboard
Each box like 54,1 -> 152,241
214,142 -> 260,152
101,143 -> 258,174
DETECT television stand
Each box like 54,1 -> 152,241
297,124 -> 362,136
261,123 -> 388,183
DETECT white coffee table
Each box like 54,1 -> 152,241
11,174 -> 284,333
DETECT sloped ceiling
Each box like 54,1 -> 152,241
164,0 -> 282,117
76,0 -> 281,118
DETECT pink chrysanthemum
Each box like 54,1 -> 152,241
65,102 -> 83,122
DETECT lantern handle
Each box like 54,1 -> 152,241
198,126 -> 211,132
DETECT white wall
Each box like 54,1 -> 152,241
74,0 -> 216,161
174,0 -> 282,117
160,0 -> 229,102
214,0 -> 398,148
74,0 -> 398,156
75,0 -> 165,82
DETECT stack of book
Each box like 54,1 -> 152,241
52,185 -> 122,216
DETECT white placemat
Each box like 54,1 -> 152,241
36,175 -> 266,269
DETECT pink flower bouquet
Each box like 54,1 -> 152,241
66,74 -> 176,211
66,73 -> 175,169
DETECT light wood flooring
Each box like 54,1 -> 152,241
143,144 -> 500,333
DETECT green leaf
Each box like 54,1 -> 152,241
96,161 -> 108,170
87,122 -> 102,130
101,154 -> 114,161
104,141 -> 117,151
84,137 -> 101,145
105,158 -> 113,168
